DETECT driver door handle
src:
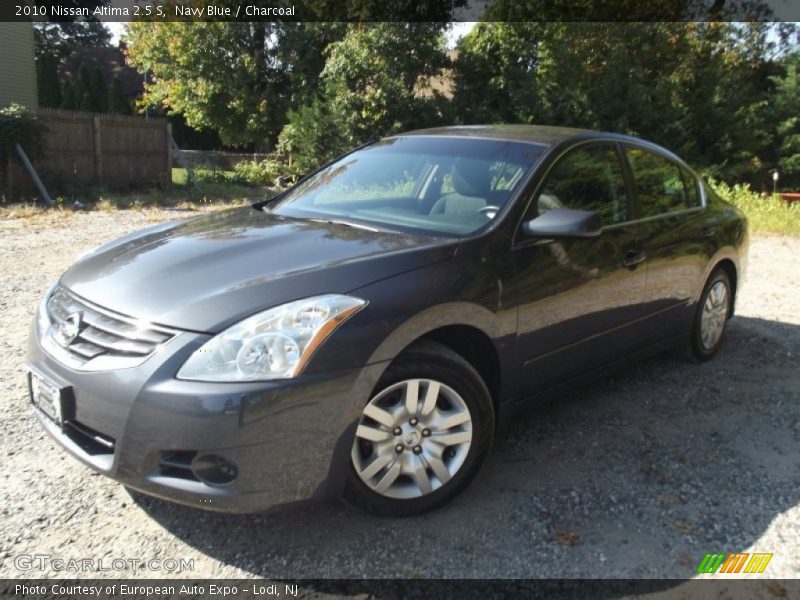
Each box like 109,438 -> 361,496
622,250 -> 647,269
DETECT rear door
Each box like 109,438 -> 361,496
509,142 -> 648,395
622,145 -> 708,343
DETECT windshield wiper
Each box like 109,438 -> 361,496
308,218 -> 384,233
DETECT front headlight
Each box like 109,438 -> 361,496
176,294 -> 367,382
36,281 -> 58,338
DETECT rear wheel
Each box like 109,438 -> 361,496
345,341 -> 494,516
679,269 -> 732,361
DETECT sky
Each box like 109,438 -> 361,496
447,22 -> 477,48
106,22 -> 124,43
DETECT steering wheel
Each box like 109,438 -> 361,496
478,205 -> 501,218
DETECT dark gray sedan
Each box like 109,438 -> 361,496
27,126 -> 748,515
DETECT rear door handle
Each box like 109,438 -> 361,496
701,226 -> 716,238
622,250 -> 647,269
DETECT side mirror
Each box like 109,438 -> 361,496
522,209 -> 602,238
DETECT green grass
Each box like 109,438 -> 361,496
709,180 -> 800,236
172,167 -> 242,185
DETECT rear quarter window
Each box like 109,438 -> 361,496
626,147 -> 696,218
680,167 -> 702,208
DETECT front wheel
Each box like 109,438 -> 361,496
345,341 -> 494,516
680,268 -> 732,361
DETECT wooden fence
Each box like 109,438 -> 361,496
1,109 -> 171,194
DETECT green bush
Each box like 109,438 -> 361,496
0,104 -> 44,163
708,179 -> 800,235
276,98 -> 347,180
233,159 -> 282,186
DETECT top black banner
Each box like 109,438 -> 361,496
1,0 -> 799,22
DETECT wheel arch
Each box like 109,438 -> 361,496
713,258 -> 738,317
417,325 -> 502,406
697,246 -> 741,316
364,302 -> 514,408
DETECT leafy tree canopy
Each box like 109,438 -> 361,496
108,76 -> 131,115
771,52 -> 800,176
320,22 -> 450,145
125,22 -> 346,147
34,5 -> 111,61
453,21 -> 799,186
36,54 -> 62,108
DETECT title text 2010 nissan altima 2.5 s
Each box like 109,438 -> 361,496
27,126 -> 748,516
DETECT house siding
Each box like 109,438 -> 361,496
0,22 -> 38,109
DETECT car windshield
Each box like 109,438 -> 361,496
267,136 -> 545,236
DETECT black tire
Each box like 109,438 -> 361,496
344,341 -> 494,516
678,268 -> 732,362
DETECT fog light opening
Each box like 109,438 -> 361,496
191,454 -> 239,486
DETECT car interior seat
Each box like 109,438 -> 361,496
430,158 -> 492,216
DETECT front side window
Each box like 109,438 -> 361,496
270,136 -> 544,236
626,148 -> 694,217
530,144 -> 628,226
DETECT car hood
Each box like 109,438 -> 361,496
61,207 -> 456,332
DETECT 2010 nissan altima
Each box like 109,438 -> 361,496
27,125 -> 748,516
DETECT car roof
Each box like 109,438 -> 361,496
396,124 -> 645,148
394,124 -> 687,166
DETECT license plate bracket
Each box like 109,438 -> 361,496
28,370 -> 74,427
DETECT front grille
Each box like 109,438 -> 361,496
44,286 -> 177,368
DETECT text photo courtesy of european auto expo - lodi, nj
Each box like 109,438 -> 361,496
2,1 -> 800,599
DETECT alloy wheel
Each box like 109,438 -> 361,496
700,280 -> 729,350
351,378 -> 473,499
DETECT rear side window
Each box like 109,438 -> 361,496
626,148 -> 695,217
532,144 -> 628,226
681,168 -> 702,208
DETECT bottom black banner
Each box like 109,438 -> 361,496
3,579 -> 799,600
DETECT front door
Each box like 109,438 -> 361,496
508,143 -> 648,396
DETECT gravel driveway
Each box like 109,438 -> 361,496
1,209 -> 798,585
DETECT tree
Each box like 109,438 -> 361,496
107,76 -> 131,115
452,23 -> 549,125
33,0 -> 111,60
276,97 -> 347,178
74,63 -> 92,111
35,21 -> 111,61
69,63 -> 108,112
483,0 -> 781,21
32,4 -> 113,113
125,22 -> 346,147
452,21 -> 798,185
89,69 -> 108,112
76,63 -> 92,97
320,23 -> 450,146
78,90 -> 94,113
61,81 -> 79,110
36,54 -> 62,108
771,52 -> 800,185
274,23 -> 451,173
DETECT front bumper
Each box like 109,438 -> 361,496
27,322 -> 388,513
